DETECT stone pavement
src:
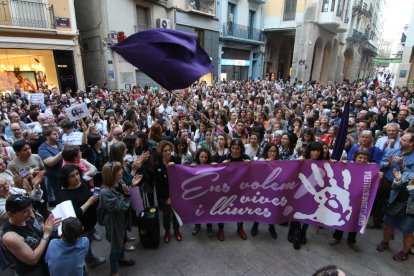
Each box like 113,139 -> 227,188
87,222 -> 412,276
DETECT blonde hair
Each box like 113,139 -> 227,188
102,161 -> 123,188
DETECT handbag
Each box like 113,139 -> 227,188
96,198 -> 106,226
385,201 -> 407,218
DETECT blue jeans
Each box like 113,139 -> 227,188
109,250 -> 125,274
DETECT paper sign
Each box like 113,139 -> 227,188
51,200 -> 76,235
62,132 -> 83,145
65,103 -> 90,122
30,93 -> 45,105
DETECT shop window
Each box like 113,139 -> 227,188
283,0 -> 297,21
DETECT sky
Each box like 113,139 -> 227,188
382,0 -> 414,40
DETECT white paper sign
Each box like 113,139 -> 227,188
65,103 -> 90,122
51,200 -> 76,235
62,132 -> 83,145
30,93 -> 45,105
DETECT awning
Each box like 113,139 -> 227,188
0,36 -> 76,50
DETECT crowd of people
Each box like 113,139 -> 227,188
1,78 -> 414,275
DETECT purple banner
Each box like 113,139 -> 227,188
167,160 -> 380,233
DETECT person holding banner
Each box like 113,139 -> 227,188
218,138 -> 251,241
289,141 -> 325,250
251,142 -> 279,239
153,140 -> 181,243
191,148 -> 214,237
328,148 -> 371,252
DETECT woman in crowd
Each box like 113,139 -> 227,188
347,130 -> 382,164
233,120 -> 249,144
328,148 -> 371,252
218,139 -> 251,241
62,145 -> 97,188
191,148 -> 214,237
320,125 -> 338,149
376,168 -> 414,262
212,133 -> 229,162
279,132 -> 298,160
197,128 -> 216,153
2,194 -> 61,275
82,134 -> 107,187
153,141 -> 181,243
100,161 -> 141,275
244,132 -> 261,160
214,113 -> 230,137
173,137 -> 193,165
295,128 -> 316,157
289,141 -> 325,250
250,142 -> 279,239
56,164 -> 105,267
314,115 -> 329,138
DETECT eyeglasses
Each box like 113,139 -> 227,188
0,183 -> 9,190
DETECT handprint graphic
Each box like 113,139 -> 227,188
293,163 -> 352,226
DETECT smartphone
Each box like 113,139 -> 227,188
19,168 -> 32,179
93,187 -> 101,196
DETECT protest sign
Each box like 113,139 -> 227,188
65,103 -> 90,122
168,160 -> 379,233
30,93 -> 45,105
61,132 -> 83,145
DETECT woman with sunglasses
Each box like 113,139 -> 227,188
2,194 -> 61,275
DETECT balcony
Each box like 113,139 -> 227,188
187,0 -> 216,16
352,0 -> 371,17
362,40 -> 378,55
221,22 -> 264,42
248,0 -> 266,4
0,0 -> 55,30
318,11 -> 348,33
347,29 -> 368,43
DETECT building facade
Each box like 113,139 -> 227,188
264,0 -> 384,83
0,0 -> 84,93
391,8 -> 414,87
217,0 -> 266,81
75,0 -> 219,90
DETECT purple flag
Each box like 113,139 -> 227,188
331,97 -> 350,160
168,161 -> 379,233
111,29 -> 212,90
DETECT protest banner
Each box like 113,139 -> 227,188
61,132 -> 83,145
65,103 -> 90,122
29,93 -> 45,105
168,160 -> 380,233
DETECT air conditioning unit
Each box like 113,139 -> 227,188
156,18 -> 171,29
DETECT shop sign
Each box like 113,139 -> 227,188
55,17 -> 71,28
299,60 -> 305,65
108,71 -> 115,79
29,93 -> 45,105
220,59 -> 250,66
65,103 -> 90,122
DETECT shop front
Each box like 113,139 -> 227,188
0,48 -> 77,94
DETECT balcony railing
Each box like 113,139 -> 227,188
0,0 -> 55,29
221,22 -> 264,42
353,29 -> 367,40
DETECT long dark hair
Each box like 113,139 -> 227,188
303,141 -> 325,160
195,148 -> 212,164
262,142 -> 279,160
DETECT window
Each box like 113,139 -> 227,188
195,29 -> 205,49
227,3 -> 236,36
331,0 -> 336,11
322,0 -> 329,12
283,0 -> 297,21
136,6 -> 149,32
248,10 -> 255,39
